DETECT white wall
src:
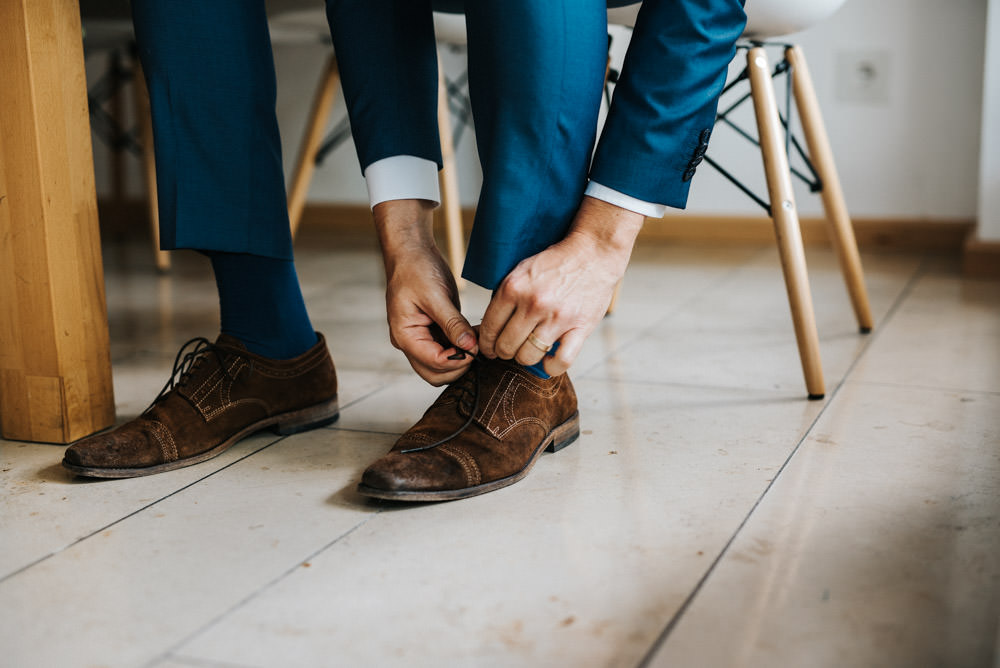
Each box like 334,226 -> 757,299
89,0 -> 989,224
683,0 -> 987,219
977,0 -> 1000,241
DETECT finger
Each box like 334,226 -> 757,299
513,325 -> 559,366
541,329 -> 586,377
398,330 -> 473,386
493,308 -> 541,360
393,323 -> 474,377
406,355 -> 471,387
479,294 -> 516,359
423,291 -> 478,355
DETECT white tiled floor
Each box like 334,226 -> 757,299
2,232 -> 998,668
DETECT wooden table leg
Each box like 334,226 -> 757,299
0,0 -> 115,443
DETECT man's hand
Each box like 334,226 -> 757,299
374,199 -> 477,386
479,196 -> 644,376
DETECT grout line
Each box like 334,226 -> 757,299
336,380 -> 402,412
328,425 -> 404,437
576,374 -> 817,394
147,512 -> 382,668
0,434 -> 287,586
847,379 -> 1000,397
152,653 -> 258,668
634,256 -> 930,667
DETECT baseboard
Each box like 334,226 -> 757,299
642,214 -> 974,251
96,198 -> 975,253
298,203 -> 973,252
963,238 -> 1000,279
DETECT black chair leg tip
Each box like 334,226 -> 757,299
859,326 -> 872,334
807,393 -> 825,401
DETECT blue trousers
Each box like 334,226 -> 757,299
131,0 -> 745,289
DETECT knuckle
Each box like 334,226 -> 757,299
525,293 -> 546,313
495,342 -> 516,359
501,275 -> 528,299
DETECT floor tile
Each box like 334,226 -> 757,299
583,249 -> 921,396
4,235 -> 994,668
0,360 -> 406,584
0,432 -> 279,581
851,271 -> 1000,393
645,382 -> 1000,668
1,426 -> 386,668
170,380 -> 824,667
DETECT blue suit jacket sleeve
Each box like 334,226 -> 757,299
590,0 -> 747,210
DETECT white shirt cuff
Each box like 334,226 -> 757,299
363,156 -> 441,208
585,181 -> 667,218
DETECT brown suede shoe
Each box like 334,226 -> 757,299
358,356 -> 579,502
63,334 -> 339,478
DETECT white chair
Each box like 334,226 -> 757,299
607,0 -> 872,399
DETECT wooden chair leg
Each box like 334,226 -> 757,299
748,47 -> 825,399
437,57 -> 467,287
133,61 -> 170,272
606,279 -> 624,316
601,52 -> 625,317
786,46 -> 873,333
288,53 -> 340,238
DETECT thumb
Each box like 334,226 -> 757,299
426,296 -> 478,355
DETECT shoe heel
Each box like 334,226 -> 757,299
545,411 -> 580,453
272,397 -> 340,435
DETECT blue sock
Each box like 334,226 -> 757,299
523,342 -> 559,380
207,251 -> 317,360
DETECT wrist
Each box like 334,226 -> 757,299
373,199 -> 437,270
566,196 -> 644,255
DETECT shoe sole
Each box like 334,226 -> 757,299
61,396 -> 340,479
356,411 -> 581,502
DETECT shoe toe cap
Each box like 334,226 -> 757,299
63,426 -> 161,470
361,450 -> 470,493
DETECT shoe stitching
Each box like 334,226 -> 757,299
250,347 -> 327,378
477,370 -> 514,434
400,431 -> 435,447
198,359 -> 252,421
485,372 -> 562,441
147,420 -> 178,462
439,444 -> 481,486
188,364 -> 224,404
192,367 -> 227,417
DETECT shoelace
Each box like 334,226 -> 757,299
145,337 -> 245,412
400,349 -> 480,454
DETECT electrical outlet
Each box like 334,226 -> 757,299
834,49 -> 891,105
